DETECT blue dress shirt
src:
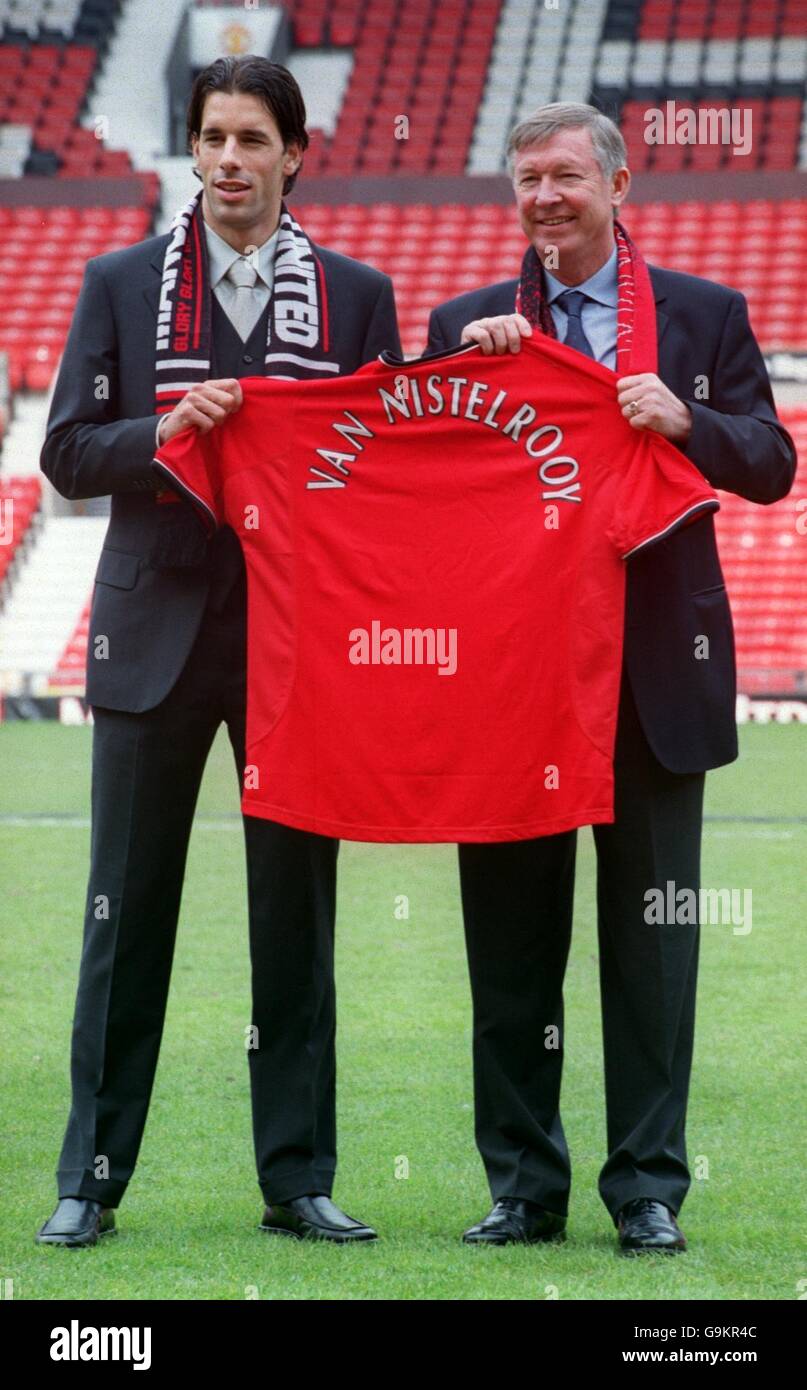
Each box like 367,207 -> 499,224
543,245 -> 619,372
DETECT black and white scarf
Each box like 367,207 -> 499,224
151,188 -> 334,566
155,186 -> 334,399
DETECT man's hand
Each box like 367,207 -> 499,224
616,373 -> 693,444
158,378 -> 244,445
460,314 -> 533,354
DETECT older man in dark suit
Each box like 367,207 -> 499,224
427,103 -> 796,1253
37,57 -> 399,1247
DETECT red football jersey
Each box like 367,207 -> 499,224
154,333 -> 719,842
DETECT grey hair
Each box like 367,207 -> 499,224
506,103 -> 628,182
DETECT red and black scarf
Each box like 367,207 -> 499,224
515,217 -> 658,376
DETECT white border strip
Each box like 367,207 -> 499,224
152,458 -> 218,533
622,499 -> 719,558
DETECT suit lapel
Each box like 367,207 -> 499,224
142,242 -> 170,322
648,267 -> 671,362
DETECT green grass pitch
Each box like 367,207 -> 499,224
1,721 -> 804,1300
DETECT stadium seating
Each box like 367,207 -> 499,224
715,407 -> 807,696
287,198 -> 807,356
619,97 -> 802,172
0,514 -> 108,691
3,194 -> 798,397
0,39 -> 137,177
7,0 -> 807,178
637,0 -> 807,41
196,0 -> 502,176
0,475 -> 42,590
0,0 -> 804,701
0,205 -> 152,391
50,597 -> 90,689
472,0 -> 807,173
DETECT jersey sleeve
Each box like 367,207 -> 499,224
152,422 -> 226,535
607,430 -> 720,560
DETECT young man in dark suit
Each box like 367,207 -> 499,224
427,103 -> 796,1254
37,57 -> 400,1247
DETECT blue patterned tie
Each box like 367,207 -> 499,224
556,289 -> 595,359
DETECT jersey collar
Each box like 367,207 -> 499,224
379,341 -> 479,367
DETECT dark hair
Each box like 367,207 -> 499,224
186,55 -> 309,194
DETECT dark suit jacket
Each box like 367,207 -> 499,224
41,232 -> 401,712
427,266 -> 797,773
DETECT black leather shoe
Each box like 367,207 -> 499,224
617,1197 -> 687,1254
259,1194 -> 377,1242
36,1198 -> 116,1248
462,1197 -> 567,1245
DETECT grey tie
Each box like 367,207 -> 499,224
223,256 -> 260,341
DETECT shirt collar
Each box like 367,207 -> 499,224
203,217 -> 279,290
544,243 -> 619,307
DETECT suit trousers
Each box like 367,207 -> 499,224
457,671 -> 705,1224
55,575 -> 339,1207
